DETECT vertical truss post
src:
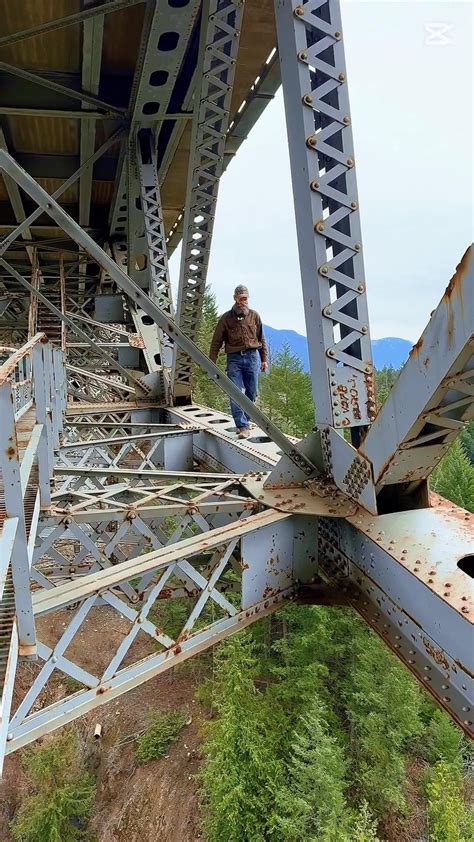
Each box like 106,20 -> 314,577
32,344 -> 54,497
0,384 -> 35,655
27,255 -> 39,339
137,130 -> 175,375
274,0 -> 376,442
173,0 -> 246,399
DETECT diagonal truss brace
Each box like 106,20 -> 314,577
0,150 -> 317,478
361,246 -> 474,492
173,0 -> 246,396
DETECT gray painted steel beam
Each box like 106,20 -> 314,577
0,0 -> 145,48
361,247 -> 474,491
0,153 -> 315,474
173,0 -> 246,395
0,62 -> 125,116
0,128 -> 124,258
274,0 -> 375,438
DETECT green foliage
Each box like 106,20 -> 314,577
459,419 -> 474,464
430,438 -> 474,511
270,698 -> 350,841
193,289 -> 227,411
135,708 -> 186,764
423,709 -> 464,766
374,366 -> 399,407
426,761 -> 474,842
259,343 -> 314,436
350,801 -> 381,841
10,731 -> 95,842
340,618 -> 424,816
199,633 -> 282,842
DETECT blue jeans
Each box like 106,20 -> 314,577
227,350 -> 260,430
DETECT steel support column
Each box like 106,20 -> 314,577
274,0 -> 375,439
173,0 -> 246,397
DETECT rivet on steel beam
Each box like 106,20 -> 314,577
361,325 -> 368,334
320,264 -> 329,275
327,349 -> 335,357
302,94 -> 313,106
346,157 -> 354,167
338,72 -> 345,81
294,5 -> 305,16
306,135 -> 317,148
298,50 -> 308,61
343,115 -> 351,125
315,221 -> 325,233
354,242 -> 362,251
310,180 -> 320,190
334,31 -> 342,39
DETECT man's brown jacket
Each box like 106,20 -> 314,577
209,308 -> 268,363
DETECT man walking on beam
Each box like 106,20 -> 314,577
209,285 -> 268,438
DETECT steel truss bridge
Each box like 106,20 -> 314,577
0,0 -> 472,771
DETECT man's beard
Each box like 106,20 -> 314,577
233,304 -> 249,317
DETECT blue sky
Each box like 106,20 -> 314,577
170,0 -> 473,341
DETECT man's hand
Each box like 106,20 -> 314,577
261,361 -> 268,373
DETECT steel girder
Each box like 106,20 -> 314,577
361,246 -> 474,496
173,0 -> 246,396
275,0 -> 375,439
0,0 -> 472,775
0,148 -> 317,476
109,0 -> 201,237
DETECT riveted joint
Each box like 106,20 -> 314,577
310,180 -> 320,191
302,94 -> 313,106
334,30 -> 342,39
324,306 -> 332,316
346,157 -> 354,167
338,72 -> 346,81
327,349 -> 336,357
350,200 -> 358,209
319,264 -> 329,275
361,325 -> 368,334
294,5 -> 305,16
343,115 -> 351,125
298,49 -> 308,61
306,135 -> 317,148
354,243 -> 362,252
314,220 -> 325,233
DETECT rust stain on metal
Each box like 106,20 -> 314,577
422,637 -> 450,671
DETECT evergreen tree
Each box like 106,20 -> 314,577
430,438 -> 474,511
193,288 -> 227,412
374,366 -> 399,408
10,731 -> 95,842
340,618 -> 424,817
259,343 -> 314,437
199,634 -> 282,842
459,419 -> 474,464
270,697 -> 350,842
426,761 -> 474,842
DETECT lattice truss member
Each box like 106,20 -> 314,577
0,0 -> 472,772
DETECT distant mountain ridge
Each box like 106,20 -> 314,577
263,325 -> 413,372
